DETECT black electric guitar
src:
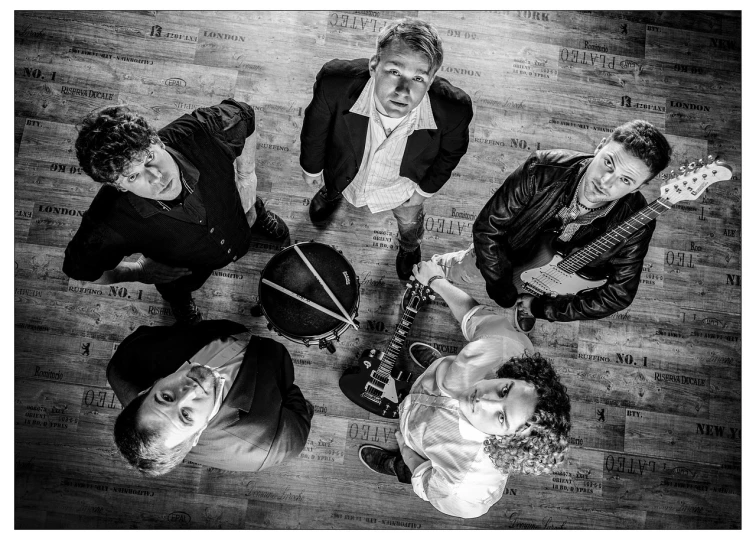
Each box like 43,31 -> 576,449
513,157 -> 733,297
339,279 -> 434,419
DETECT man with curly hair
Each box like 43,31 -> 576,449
358,260 -> 571,519
63,100 -> 290,324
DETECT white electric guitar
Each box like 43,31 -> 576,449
513,157 -> 733,297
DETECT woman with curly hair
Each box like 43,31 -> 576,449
358,260 -> 571,518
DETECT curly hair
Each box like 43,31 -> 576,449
75,106 -> 160,184
483,353 -> 571,476
375,18 -> 444,75
610,119 -> 672,181
113,390 -> 194,477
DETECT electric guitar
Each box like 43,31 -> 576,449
513,157 -> 733,297
339,279 -> 434,419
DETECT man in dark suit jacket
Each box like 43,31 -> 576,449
300,17 -> 473,280
107,320 -> 312,476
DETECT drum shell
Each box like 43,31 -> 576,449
258,242 -> 360,344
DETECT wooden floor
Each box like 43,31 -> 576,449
14,10 -> 742,529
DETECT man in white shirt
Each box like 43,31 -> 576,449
299,18 -> 473,280
358,261 -> 572,518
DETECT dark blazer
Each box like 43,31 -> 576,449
107,320 -> 311,472
300,58 -> 473,196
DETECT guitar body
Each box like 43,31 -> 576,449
512,234 -> 607,296
339,349 -> 413,419
508,159 -> 733,298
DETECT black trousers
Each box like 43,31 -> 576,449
155,267 -> 214,304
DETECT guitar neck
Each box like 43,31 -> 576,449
559,197 -> 671,273
375,301 -> 419,377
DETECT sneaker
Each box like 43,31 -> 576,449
408,342 -> 443,371
358,444 -> 398,476
395,246 -> 421,280
170,297 -> 203,326
513,305 -> 536,334
252,198 -> 291,246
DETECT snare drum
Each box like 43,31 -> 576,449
257,242 -> 360,352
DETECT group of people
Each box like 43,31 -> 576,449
61,17 -> 671,519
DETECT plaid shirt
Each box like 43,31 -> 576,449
398,306 -> 534,518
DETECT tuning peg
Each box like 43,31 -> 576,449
429,294 -> 436,301
405,282 -> 412,288
707,155 -> 714,163
678,165 -> 687,175
409,275 -> 415,281
698,158 -> 704,166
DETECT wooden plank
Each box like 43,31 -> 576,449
13,9 -> 742,530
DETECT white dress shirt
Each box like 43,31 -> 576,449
398,306 -> 535,518
303,77 -> 437,213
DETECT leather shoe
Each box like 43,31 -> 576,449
359,445 -> 398,476
408,342 -> 443,371
309,186 -> 343,224
251,198 -> 291,246
396,246 -> 421,280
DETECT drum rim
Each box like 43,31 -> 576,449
257,241 -> 360,341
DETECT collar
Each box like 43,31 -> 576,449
124,145 -> 201,218
349,77 -> 437,131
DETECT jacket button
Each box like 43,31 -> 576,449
220,239 -> 225,245
210,227 -> 214,233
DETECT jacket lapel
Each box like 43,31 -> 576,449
343,110 -> 369,165
402,128 -> 437,165
210,335 -> 261,430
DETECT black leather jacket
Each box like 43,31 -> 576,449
472,150 -> 655,321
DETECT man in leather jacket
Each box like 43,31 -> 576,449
432,120 -> 672,331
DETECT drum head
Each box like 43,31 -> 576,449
259,242 -> 359,339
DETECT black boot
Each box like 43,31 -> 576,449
395,246 -> 421,280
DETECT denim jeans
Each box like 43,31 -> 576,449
391,202 -> 425,252
320,185 -> 425,252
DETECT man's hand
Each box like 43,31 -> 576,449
302,170 -> 324,188
400,191 -> 427,207
135,256 -> 192,284
411,260 -> 445,287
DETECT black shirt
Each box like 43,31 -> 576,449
63,99 -> 255,281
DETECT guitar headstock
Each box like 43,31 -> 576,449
657,156 -> 733,204
403,276 -> 435,311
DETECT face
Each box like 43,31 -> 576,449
457,377 -> 538,437
138,363 -> 221,449
369,38 -> 435,118
579,139 -> 653,208
114,142 -> 182,200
